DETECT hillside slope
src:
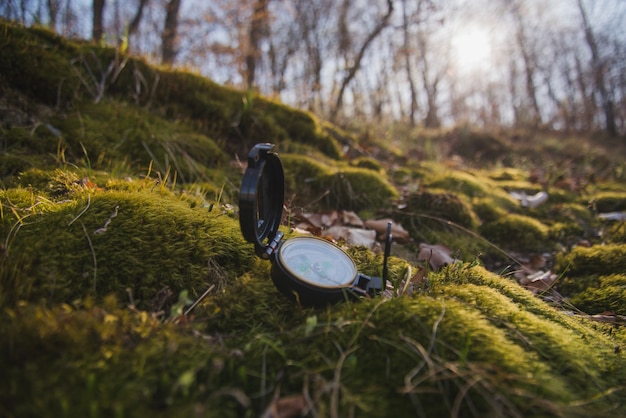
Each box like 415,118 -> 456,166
1,20 -> 625,417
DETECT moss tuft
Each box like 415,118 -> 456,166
567,274 -> 626,315
400,189 -> 481,231
281,154 -> 398,211
480,213 -> 550,251
554,243 -> 626,277
1,187 -> 254,308
590,191 -> 626,213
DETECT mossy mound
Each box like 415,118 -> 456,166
553,244 -> 626,314
554,244 -> 626,278
0,181 -> 254,308
446,128 -> 512,164
349,156 -> 385,172
480,214 -> 550,252
2,261 -> 625,417
281,154 -> 398,211
399,189 -> 481,231
566,274 -> 626,315
0,19 -> 343,160
590,191 -> 626,213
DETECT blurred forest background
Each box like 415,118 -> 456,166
2,0 -> 625,135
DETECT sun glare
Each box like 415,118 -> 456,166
451,25 -> 493,74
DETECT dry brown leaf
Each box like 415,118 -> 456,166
521,270 -> 557,293
321,210 -> 339,227
341,210 -> 364,227
261,394 -> 307,418
364,218 -> 410,242
529,254 -> 546,270
326,226 -> 377,248
302,213 -> 323,228
417,243 -> 455,270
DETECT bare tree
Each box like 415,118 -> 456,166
161,0 -> 182,65
577,0 -> 616,135
92,0 -> 105,41
330,0 -> 394,122
510,1 -> 542,126
401,0 -> 418,126
47,0 -> 61,30
245,0 -> 269,89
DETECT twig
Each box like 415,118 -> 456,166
68,194 -> 91,226
80,221 -> 97,293
184,284 -> 216,316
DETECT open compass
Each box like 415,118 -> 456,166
239,143 -> 392,307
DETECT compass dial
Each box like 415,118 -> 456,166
277,237 -> 357,288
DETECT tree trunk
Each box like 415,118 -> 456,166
47,0 -> 61,30
401,0 -> 418,126
245,0 -> 269,89
330,0 -> 394,122
128,0 -> 149,36
92,0 -> 105,41
161,0 -> 182,66
512,3 -> 541,126
577,0 -> 616,135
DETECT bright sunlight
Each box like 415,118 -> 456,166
450,25 -> 493,74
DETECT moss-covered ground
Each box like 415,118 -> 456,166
1,19 -> 626,417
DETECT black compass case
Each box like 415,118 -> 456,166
238,143 -> 386,307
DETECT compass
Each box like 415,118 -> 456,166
239,143 -> 392,307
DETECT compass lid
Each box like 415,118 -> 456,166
239,143 -> 285,258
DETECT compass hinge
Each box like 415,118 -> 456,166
263,230 -> 284,259
355,274 -> 383,295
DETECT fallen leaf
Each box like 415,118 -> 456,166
598,211 -> 626,221
326,226 -> 377,248
341,210 -> 364,227
521,270 -> 557,293
261,394 -> 307,418
364,219 -> 410,242
509,190 -> 549,208
417,243 -> 455,270
321,210 -> 339,227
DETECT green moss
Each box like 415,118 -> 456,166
480,213 -> 550,251
323,167 -> 398,211
1,186 -> 254,307
605,221 -> 626,243
0,20 -> 342,161
0,20 -> 81,105
554,244 -> 626,277
3,20 -> 626,418
281,154 -> 398,211
426,170 -> 491,197
350,156 -> 384,172
399,189 -> 481,231
447,128 -> 512,164
487,167 -> 529,182
568,274 -> 626,315
472,196 -> 510,222
590,191 -> 626,213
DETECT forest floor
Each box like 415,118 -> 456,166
1,19 -> 626,417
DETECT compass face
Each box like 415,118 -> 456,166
277,237 -> 357,288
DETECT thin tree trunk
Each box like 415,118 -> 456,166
513,7 -> 541,125
245,0 -> 269,89
47,0 -> 60,30
161,0 -> 182,66
128,0 -> 149,36
577,0 -> 616,135
92,0 -> 105,41
401,0 -> 418,126
330,0 -> 394,122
